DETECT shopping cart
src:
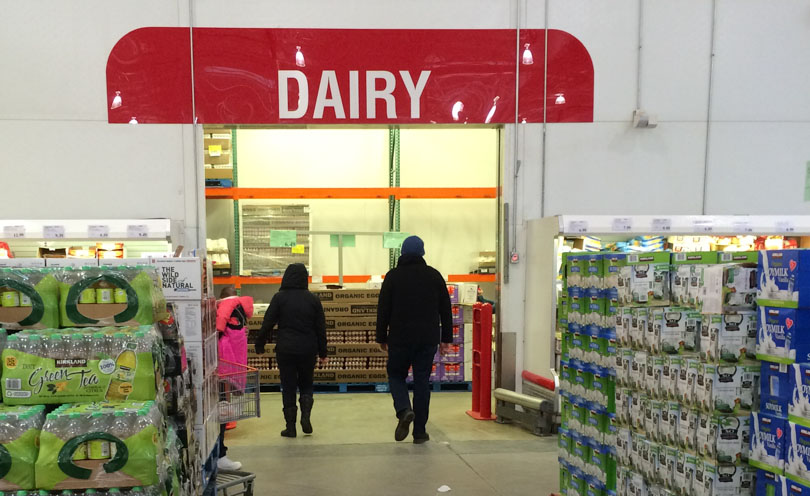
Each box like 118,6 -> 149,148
218,360 -> 261,422
216,469 -> 256,496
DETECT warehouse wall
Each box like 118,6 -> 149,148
3,0 -> 810,389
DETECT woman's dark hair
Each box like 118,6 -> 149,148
220,286 -> 237,298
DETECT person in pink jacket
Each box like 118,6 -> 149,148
216,286 -> 254,471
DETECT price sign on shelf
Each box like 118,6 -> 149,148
776,220 -> 796,233
126,224 -> 149,238
567,220 -> 588,234
651,218 -> 672,232
43,225 -> 66,239
2,225 -> 25,239
88,225 -> 110,238
732,220 -> 754,233
611,217 -> 633,232
693,219 -> 714,233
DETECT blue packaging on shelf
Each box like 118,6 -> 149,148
756,469 -> 787,496
762,361 -> 792,418
790,364 -> 810,427
750,412 -> 786,473
789,478 -> 810,495
786,421 -> 810,486
759,250 -> 810,308
757,306 -> 810,364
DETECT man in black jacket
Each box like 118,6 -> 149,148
256,263 -> 328,438
376,236 -> 453,444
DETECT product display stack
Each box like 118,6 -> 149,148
752,249 -> 810,495
151,258 -> 219,495
0,262 -> 191,495
559,250 -> 764,496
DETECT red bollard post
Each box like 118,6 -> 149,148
466,302 -> 495,420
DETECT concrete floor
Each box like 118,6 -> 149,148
223,392 -> 559,496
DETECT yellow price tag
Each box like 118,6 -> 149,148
291,244 -> 306,254
208,144 -> 222,157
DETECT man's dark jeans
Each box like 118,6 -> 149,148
387,343 -> 438,435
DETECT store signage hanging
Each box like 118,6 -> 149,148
106,28 -> 594,125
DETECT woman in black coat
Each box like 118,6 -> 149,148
256,263 -> 328,437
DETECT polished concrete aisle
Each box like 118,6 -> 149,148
224,392 -> 559,496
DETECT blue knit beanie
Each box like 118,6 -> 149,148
400,236 -> 425,256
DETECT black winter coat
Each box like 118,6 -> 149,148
255,264 -> 327,358
375,254 -> 453,347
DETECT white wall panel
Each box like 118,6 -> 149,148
193,0 -> 514,29
0,0 -> 186,121
712,0 -> 810,122
547,0 -> 639,122
543,122 -> 706,215
640,0 -> 712,122
705,123 -> 810,214
400,128 -> 498,187
0,120 -> 187,220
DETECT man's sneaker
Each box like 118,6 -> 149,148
218,456 -> 242,470
413,432 -> 430,444
395,409 -> 415,442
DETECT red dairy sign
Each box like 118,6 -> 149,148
106,28 -> 593,124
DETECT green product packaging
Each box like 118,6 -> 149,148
35,402 -> 161,490
627,252 -> 671,306
56,266 -> 166,328
1,326 -> 158,405
582,253 -> 605,289
0,405 -> 46,491
0,269 -> 60,330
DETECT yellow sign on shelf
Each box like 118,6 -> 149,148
208,144 -> 222,157
291,244 -> 306,254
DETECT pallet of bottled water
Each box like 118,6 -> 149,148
2,326 -> 160,405
0,404 -> 46,490
36,401 -> 164,490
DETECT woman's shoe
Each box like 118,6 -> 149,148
280,424 -> 297,438
300,395 -> 314,434
281,406 -> 298,437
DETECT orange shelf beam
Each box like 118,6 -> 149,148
205,187 -> 497,200
214,274 -> 495,287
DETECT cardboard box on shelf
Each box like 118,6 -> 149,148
452,324 -> 463,344
441,363 -> 464,382
459,283 -> 479,305
45,257 -> 97,267
441,343 -> 464,362
151,257 -> 204,300
204,168 -> 233,180
313,289 -> 380,303
204,137 -> 231,151
447,284 -> 459,304
451,305 -> 464,325
249,342 -> 386,358
37,247 -> 67,259
322,302 -> 378,317
0,258 -> 45,268
204,150 -> 231,166
326,316 -> 377,331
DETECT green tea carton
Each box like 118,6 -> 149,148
2,326 -> 159,405
0,404 -> 45,490
0,268 -> 60,330
55,266 -> 167,328
36,401 -> 163,490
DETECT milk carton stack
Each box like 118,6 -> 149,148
756,250 -> 810,493
610,250 -> 759,496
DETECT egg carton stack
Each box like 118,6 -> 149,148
558,253 -> 619,496
609,251 -> 761,496
752,249 -> 810,495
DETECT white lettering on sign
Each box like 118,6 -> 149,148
313,71 -> 345,119
278,70 -> 431,121
366,71 -> 397,119
278,71 -> 308,119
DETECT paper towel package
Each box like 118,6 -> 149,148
762,361 -> 791,418
759,249 -> 810,308
786,421 -> 810,486
750,412 -> 786,473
